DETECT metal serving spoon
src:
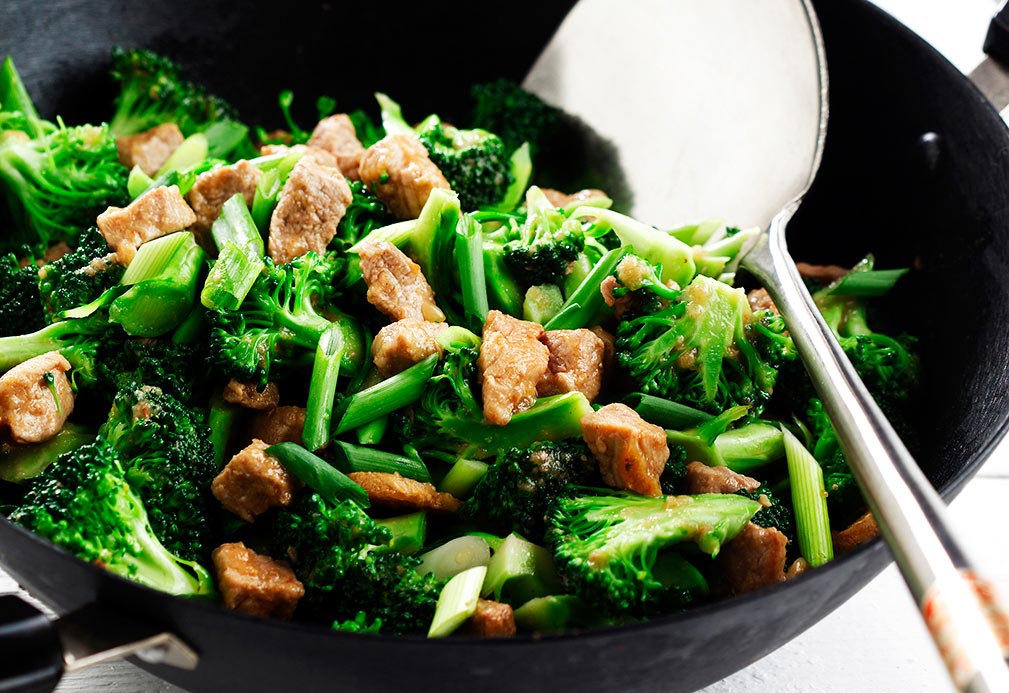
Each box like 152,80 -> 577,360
524,1 -> 1009,690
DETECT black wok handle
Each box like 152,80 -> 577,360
972,1 -> 1009,112
0,594 -> 63,693
983,1 -> 1009,65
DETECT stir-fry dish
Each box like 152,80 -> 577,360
0,50 -> 918,637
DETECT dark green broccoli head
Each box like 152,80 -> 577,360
470,80 -> 562,156
547,491 -> 760,617
37,226 -> 123,320
659,445 -> 689,496
332,180 -> 393,251
0,122 -> 129,254
416,117 -> 513,211
463,441 -> 598,542
804,397 -> 863,527
100,384 -> 218,562
0,252 -> 44,336
109,48 -> 238,137
10,438 -> 214,596
615,274 -> 785,415
736,485 -> 796,543
500,186 -> 585,286
271,493 -> 442,634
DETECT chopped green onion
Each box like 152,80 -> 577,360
782,426 -> 833,567
208,395 -> 239,469
266,442 -> 369,508
200,242 -> 263,311
211,193 -> 264,257
127,165 -> 154,198
455,214 -> 489,331
427,565 -> 487,638
156,133 -> 208,177
544,247 -> 627,330
419,536 -> 491,580
498,142 -> 532,211
627,393 -> 713,429
303,324 -> 346,451
332,354 -> 439,435
355,416 -> 388,445
329,440 -> 431,483
827,268 -> 909,297
438,458 -> 489,499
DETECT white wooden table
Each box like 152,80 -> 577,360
3,1 -> 1007,691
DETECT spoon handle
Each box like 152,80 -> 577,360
743,204 -> 1009,693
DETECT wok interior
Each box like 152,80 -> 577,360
2,0 -> 1009,691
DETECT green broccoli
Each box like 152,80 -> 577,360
497,186 -> 585,287
470,80 -> 562,156
0,252 -> 44,336
37,226 -> 123,320
615,274 -> 793,415
269,493 -> 443,634
737,485 -> 795,543
332,180 -> 393,251
462,441 -> 598,543
208,251 -> 364,386
547,491 -> 760,616
9,438 -> 214,596
415,115 -> 513,210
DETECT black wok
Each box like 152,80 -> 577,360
2,1 -> 1009,691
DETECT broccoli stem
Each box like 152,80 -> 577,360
375,92 -> 415,136
437,458 -> 489,499
127,166 -> 154,198
0,57 -> 43,137
497,142 -> 532,212
482,533 -> 561,605
330,440 -> 432,483
333,354 -> 439,435
374,512 -> 427,555
665,419 -> 784,473
266,442 -> 369,508
782,426 -> 833,567
445,392 -> 594,456
0,317 -> 102,376
303,324 -> 345,451
544,247 -> 626,330
207,394 -> 239,468
0,424 -> 94,483
171,305 -> 205,345
155,133 -> 208,177
455,214 -> 489,331
355,416 -> 388,445
482,243 -> 524,315
418,536 -> 492,581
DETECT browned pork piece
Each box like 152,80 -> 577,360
222,379 -> 280,411
212,542 -> 305,619
358,134 -> 450,219
357,240 -> 445,322
719,522 -> 789,595
477,310 -> 550,426
347,472 -> 461,513
683,461 -> 762,495
537,328 -> 606,402
461,599 -> 517,638
115,122 -> 184,176
371,318 -> 448,376
0,352 -> 75,444
267,149 -> 352,264
247,406 -> 307,446
307,114 -> 365,180
795,261 -> 848,284
212,439 -> 300,522
580,403 -> 669,497
540,187 -> 609,209
746,287 -> 778,315
185,160 -> 262,246
832,511 -> 879,555
96,185 -> 196,263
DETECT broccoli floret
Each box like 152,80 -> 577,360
416,116 -> 513,211
37,226 -> 123,320
0,312 -> 117,388
101,337 -> 205,403
208,251 -> 363,386
108,48 -> 239,138
0,252 -> 44,336
615,274 -> 793,415
470,80 -> 562,156
9,438 -> 214,596
100,384 -> 218,562
0,121 -> 129,254
332,180 -> 393,251
498,186 -> 585,286
547,491 -> 761,617
737,485 -> 795,542
269,493 -> 442,634
462,441 -> 598,542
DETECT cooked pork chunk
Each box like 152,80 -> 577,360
580,403 -> 669,497
683,462 -> 761,495
462,599 -> 517,638
96,185 -> 196,263
222,379 -> 280,411
358,134 -> 450,219
477,310 -> 550,426
746,288 -> 778,315
347,472 -> 461,512
537,329 -> 605,402
308,114 -> 365,180
795,262 -> 848,284
832,512 -> 879,554
247,406 -> 307,446
0,352 -> 74,444
212,542 -> 304,619
358,240 -> 445,322
268,151 -> 352,264
212,439 -> 299,522
371,318 -> 448,376
186,160 -> 262,247
719,522 -> 788,594
116,123 -> 184,176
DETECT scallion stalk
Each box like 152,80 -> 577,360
266,442 -> 369,508
303,324 -> 346,451
782,425 -> 833,567
427,565 -> 487,638
332,354 -> 439,434
544,247 -> 627,330
329,440 -> 431,483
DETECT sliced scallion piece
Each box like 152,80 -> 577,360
782,425 -> 833,567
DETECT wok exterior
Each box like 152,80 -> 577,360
2,0 -> 1009,691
